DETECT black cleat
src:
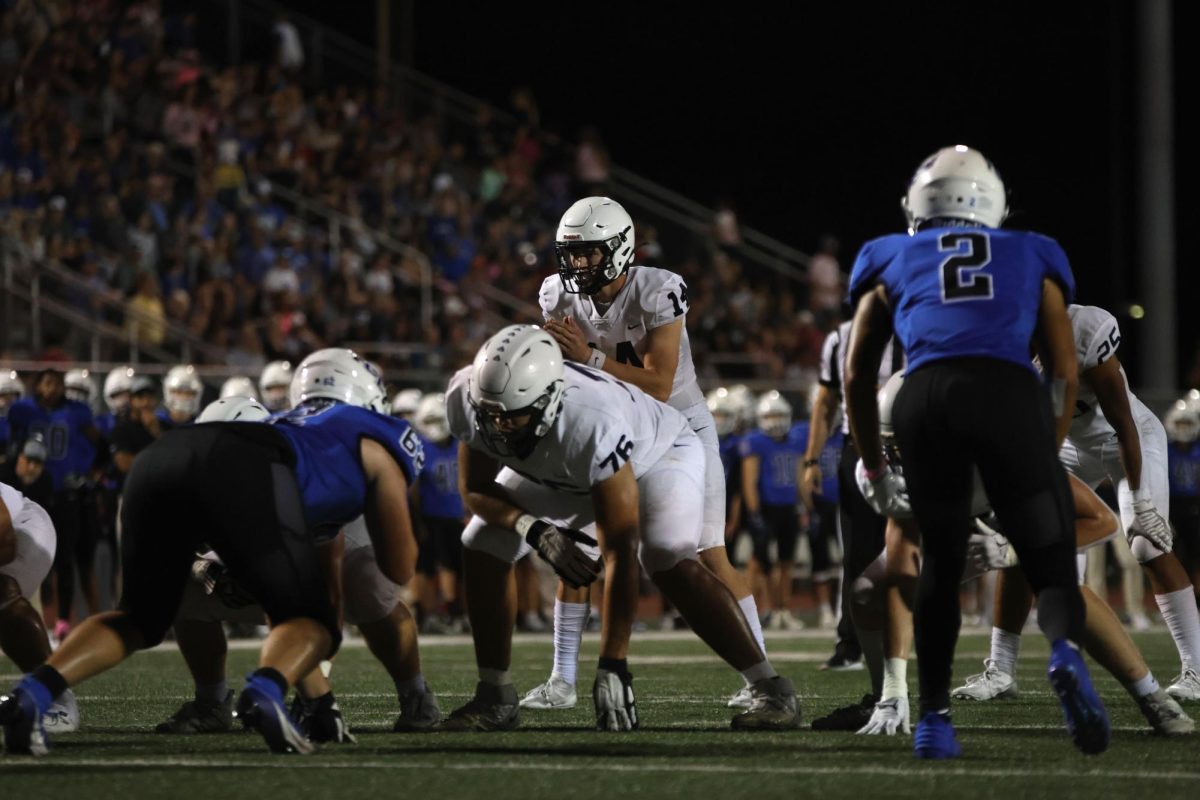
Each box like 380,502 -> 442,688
811,693 -> 877,731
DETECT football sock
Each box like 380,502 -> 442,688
858,627 -> 884,697
249,668 -> 287,702
30,665 -> 68,702
552,600 -> 589,685
1123,671 -> 1159,699
882,657 -> 908,701
479,667 -> 511,687
1156,587 -> 1200,670
195,680 -> 228,705
739,660 -> 778,685
598,656 -> 630,678
990,627 -> 1022,675
395,674 -> 426,697
738,594 -> 768,665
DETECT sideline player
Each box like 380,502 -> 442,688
442,325 -> 799,732
1,351 -> 422,756
844,145 -> 1107,758
524,197 -> 765,711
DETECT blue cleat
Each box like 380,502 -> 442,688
913,711 -> 962,759
1047,639 -> 1110,755
236,676 -> 315,754
0,689 -> 50,756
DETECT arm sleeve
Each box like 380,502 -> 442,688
583,417 -> 637,486
1076,306 -> 1122,370
646,270 -> 690,329
538,276 -> 561,323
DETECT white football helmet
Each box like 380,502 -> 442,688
164,364 -> 204,417
220,376 -> 260,401
706,387 -> 739,437
414,392 -> 450,442
902,145 -> 1008,233
554,197 -> 635,295
469,325 -> 565,459
1165,399 -> 1200,444
103,366 -> 136,413
196,396 -> 271,423
64,369 -> 96,406
726,384 -> 757,433
289,348 -> 386,412
259,360 -> 293,411
390,388 -> 423,420
755,391 -> 792,438
1,369 -> 25,411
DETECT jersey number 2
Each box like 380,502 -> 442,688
938,232 -> 993,302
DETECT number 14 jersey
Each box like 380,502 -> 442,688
538,265 -> 705,411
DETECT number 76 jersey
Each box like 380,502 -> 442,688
446,362 -> 693,494
848,226 -> 1075,374
538,266 -> 705,411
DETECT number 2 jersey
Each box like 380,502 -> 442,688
848,226 -> 1075,373
446,361 -> 691,494
1066,303 -> 1157,451
267,400 -> 425,539
538,265 -> 704,411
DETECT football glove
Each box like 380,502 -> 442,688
593,668 -> 638,732
1130,496 -> 1173,554
191,556 -> 257,609
523,519 -> 602,588
854,459 -> 912,519
963,513 -> 1015,581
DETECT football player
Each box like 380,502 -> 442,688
441,325 -> 799,732
955,304 -> 1200,703
0,349 -> 422,756
845,145 -> 1106,757
258,360 -> 293,412
220,375 -> 260,401
1165,399 -> 1200,588
98,366 -> 136,439
163,365 -> 204,425
525,196 -> 765,712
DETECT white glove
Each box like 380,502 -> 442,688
593,669 -> 638,731
857,696 -> 910,736
962,514 -> 1013,581
1130,496 -> 1173,554
854,459 -> 912,519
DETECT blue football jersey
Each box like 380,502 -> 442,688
270,400 -> 424,538
5,398 -> 96,489
418,436 -> 464,520
739,427 -> 805,506
96,411 -> 118,438
849,226 -> 1075,373
1169,443 -> 1200,498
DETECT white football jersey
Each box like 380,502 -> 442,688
1066,304 -> 1156,450
818,320 -> 904,435
0,481 -> 25,519
538,266 -> 704,412
447,363 -> 691,494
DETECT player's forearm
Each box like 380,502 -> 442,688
463,487 -> 527,532
601,358 -> 672,403
804,412 -> 831,463
1114,418 -> 1145,492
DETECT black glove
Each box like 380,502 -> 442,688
191,557 -> 257,609
524,519 -> 602,588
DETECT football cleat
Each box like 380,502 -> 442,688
155,691 -> 235,734
1135,687 -> 1195,736
730,676 -> 802,731
951,659 -> 1018,701
519,674 -> 578,710
394,682 -> 443,732
913,711 -> 961,759
1047,639 -> 1110,755
1166,668 -> 1200,702
818,648 -> 865,672
438,682 -> 520,732
42,689 -> 80,734
811,693 -> 877,731
290,692 -> 356,744
857,696 -> 911,736
726,685 -> 753,709
0,689 -> 49,756
236,678 -> 315,754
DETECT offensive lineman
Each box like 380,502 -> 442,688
526,196 -> 765,711
441,325 -> 799,732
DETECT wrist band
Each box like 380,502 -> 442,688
514,514 -> 538,537
588,348 -> 607,370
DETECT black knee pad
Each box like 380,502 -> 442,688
102,610 -> 163,651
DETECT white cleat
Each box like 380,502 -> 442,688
42,689 -> 80,734
519,674 -> 577,710
1166,668 -> 1200,702
857,696 -> 910,736
1129,611 -> 1152,632
727,685 -> 753,709
951,659 -> 1018,701
1136,688 -> 1195,736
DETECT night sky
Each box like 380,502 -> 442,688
262,1 -> 1195,386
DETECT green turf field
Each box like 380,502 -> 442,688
2,629 -> 1198,798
